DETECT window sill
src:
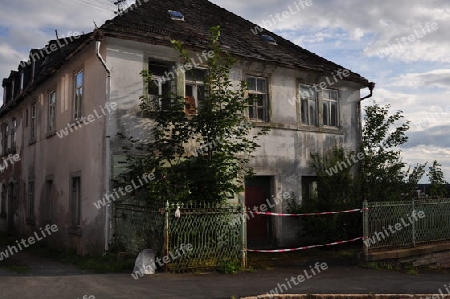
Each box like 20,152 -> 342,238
26,217 -> 36,225
251,121 -> 273,129
69,227 -> 82,236
1,149 -> 14,157
298,125 -> 343,134
46,131 -> 56,139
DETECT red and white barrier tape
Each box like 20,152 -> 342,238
248,208 -> 368,217
246,237 -> 363,253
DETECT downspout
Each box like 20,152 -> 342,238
358,81 -> 376,141
360,82 -> 375,101
95,32 -> 112,252
358,82 -> 375,205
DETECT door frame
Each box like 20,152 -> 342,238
244,176 -> 275,247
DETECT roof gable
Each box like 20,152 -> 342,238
101,0 -> 369,85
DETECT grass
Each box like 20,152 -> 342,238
359,260 -> 421,274
0,262 -> 31,274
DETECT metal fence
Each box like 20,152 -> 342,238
363,199 -> 450,253
113,201 -> 246,272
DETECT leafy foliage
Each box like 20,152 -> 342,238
288,147 -> 362,243
427,160 -> 448,198
361,104 -> 426,201
291,104 -> 430,242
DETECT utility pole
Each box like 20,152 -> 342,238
114,0 -> 127,15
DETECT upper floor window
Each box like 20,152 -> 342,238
73,70 -> 83,119
2,123 -> 9,154
185,69 -> 206,115
299,84 -> 318,126
322,89 -> 339,127
2,87 -> 6,104
148,61 -> 176,111
0,184 -> 6,217
11,118 -> 16,152
20,72 -> 24,92
30,103 -> 36,142
246,76 -> 269,122
11,80 -> 15,101
48,90 -> 56,133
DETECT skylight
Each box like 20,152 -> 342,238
168,10 -> 184,21
261,34 -> 277,45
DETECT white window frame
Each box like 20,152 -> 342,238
73,70 -> 83,120
322,88 -> 339,127
246,76 -> 269,122
185,68 -> 206,115
2,123 -> 9,154
30,103 -> 36,142
148,60 -> 176,110
48,90 -> 56,133
10,118 -> 16,151
11,81 -> 15,101
20,72 -> 24,91
299,84 -> 318,126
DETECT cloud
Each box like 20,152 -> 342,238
351,28 -> 365,41
405,125 -> 450,148
389,69 -> 450,89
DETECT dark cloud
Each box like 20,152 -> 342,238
404,125 -> 450,148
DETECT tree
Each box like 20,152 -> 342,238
301,146 -> 361,242
427,160 -> 448,198
123,26 -> 267,205
360,103 -> 426,201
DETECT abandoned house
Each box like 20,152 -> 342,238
0,0 -> 372,254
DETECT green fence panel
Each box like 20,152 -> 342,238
365,199 -> 450,253
113,203 -> 165,256
113,201 -> 244,272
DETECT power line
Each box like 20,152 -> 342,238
61,0 -> 115,15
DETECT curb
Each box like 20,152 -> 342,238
240,295 -> 450,299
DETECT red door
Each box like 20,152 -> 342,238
245,177 -> 271,245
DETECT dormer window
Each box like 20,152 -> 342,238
20,72 -> 24,92
261,34 -> 277,45
11,80 -> 15,101
31,60 -> 35,83
2,87 -> 6,104
168,10 -> 184,21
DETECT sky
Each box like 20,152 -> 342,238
0,0 -> 449,183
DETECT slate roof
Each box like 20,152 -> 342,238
0,34 -> 91,115
101,0 -> 370,85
